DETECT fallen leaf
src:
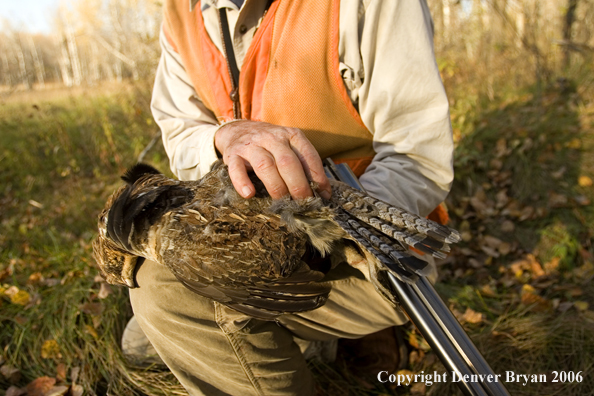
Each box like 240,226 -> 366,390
41,340 -> 62,359
79,302 -> 103,316
25,377 -> 56,396
566,138 -> 581,149
544,257 -> 560,274
480,284 -> 497,298
45,386 -> 69,396
483,235 -> 503,249
85,324 -> 99,339
70,384 -> 84,396
498,242 -> 512,255
582,310 -> 594,324
28,272 -> 44,285
500,220 -> 515,233
70,366 -> 81,384
5,386 -> 26,396
548,192 -> 568,208
558,301 -> 573,313
10,290 -> 31,306
573,262 -> 594,279
574,301 -> 589,311
578,175 -> 593,187
518,206 -> 534,221
56,363 -> 67,382
573,195 -> 590,206
98,283 -> 113,299
551,166 -> 566,179
408,332 -> 419,349
411,382 -> 427,395
495,138 -> 508,158
521,285 -> 551,311
461,307 -> 484,324
1,364 -> 22,383
396,370 -> 415,385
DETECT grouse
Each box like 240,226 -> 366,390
93,160 -> 460,319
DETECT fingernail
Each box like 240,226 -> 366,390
242,186 -> 252,197
321,190 -> 331,200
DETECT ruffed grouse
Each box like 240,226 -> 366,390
93,161 -> 460,319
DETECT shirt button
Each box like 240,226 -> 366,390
239,24 -> 248,34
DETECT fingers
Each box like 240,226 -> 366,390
287,130 -> 332,199
265,142 -> 313,199
226,156 -> 255,198
216,121 -> 332,200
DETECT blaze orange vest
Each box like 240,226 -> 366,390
162,0 -> 449,225
163,0 -> 375,161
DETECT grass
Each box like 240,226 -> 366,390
0,65 -> 593,395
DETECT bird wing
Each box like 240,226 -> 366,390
154,205 -> 330,320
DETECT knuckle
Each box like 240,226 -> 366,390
290,185 -> 311,197
275,155 -> 297,168
253,156 -> 276,172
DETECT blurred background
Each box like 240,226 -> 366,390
0,1 -> 593,395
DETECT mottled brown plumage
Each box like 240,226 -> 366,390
93,160 -> 460,319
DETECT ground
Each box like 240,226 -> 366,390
0,72 -> 593,395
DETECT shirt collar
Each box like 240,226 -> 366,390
190,0 -> 243,12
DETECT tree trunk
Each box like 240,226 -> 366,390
27,35 -> 45,89
563,0 -> 579,69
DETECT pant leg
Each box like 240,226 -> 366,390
130,258 -> 313,396
129,259 -> 409,396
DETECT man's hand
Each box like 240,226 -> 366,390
214,120 -> 331,200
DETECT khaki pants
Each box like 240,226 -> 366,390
130,259 -> 410,396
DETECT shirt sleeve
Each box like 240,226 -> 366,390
151,25 -> 221,181
340,0 -> 454,217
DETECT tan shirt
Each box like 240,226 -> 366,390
151,0 -> 454,216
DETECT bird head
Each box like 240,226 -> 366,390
92,207 -> 139,288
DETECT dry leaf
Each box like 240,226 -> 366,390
70,384 -> 84,396
480,284 -> 497,298
578,175 -> 593,187
79,302 -> 103,316
574,301 -> 589,311
41,340 -> 62,359
45,386 -> 69,396
495,138 -> 508,158
461,307 -> 484,324
544,257 -> 560,274
396,370 -> 415,385
551,166 -> 566,179
56,363 -> 67,382
518,206 -> 534,221
98,283 -> 113,299
10,290 -> 31,306
408,332 -> 419,349
5,386 -> 26,396
500,220 -> 515,233
558,301 -> 573,313
566,138 -> 581,149
498,242 -> 512,256
25,377 -> 56,396
548,192 -> 568,208
85,324 -> 99,339
574,195 -> 591,206
70,366 -> 81,384
582,310 -> 594,324
483,235 -> 503,249
1,364 -> 22,383
521,285 -> 551,311
27,272 -> 44,285
411,382 -> 427,395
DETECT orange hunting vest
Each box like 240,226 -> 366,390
163,0 -> 375,161
162,0 -> 449,224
